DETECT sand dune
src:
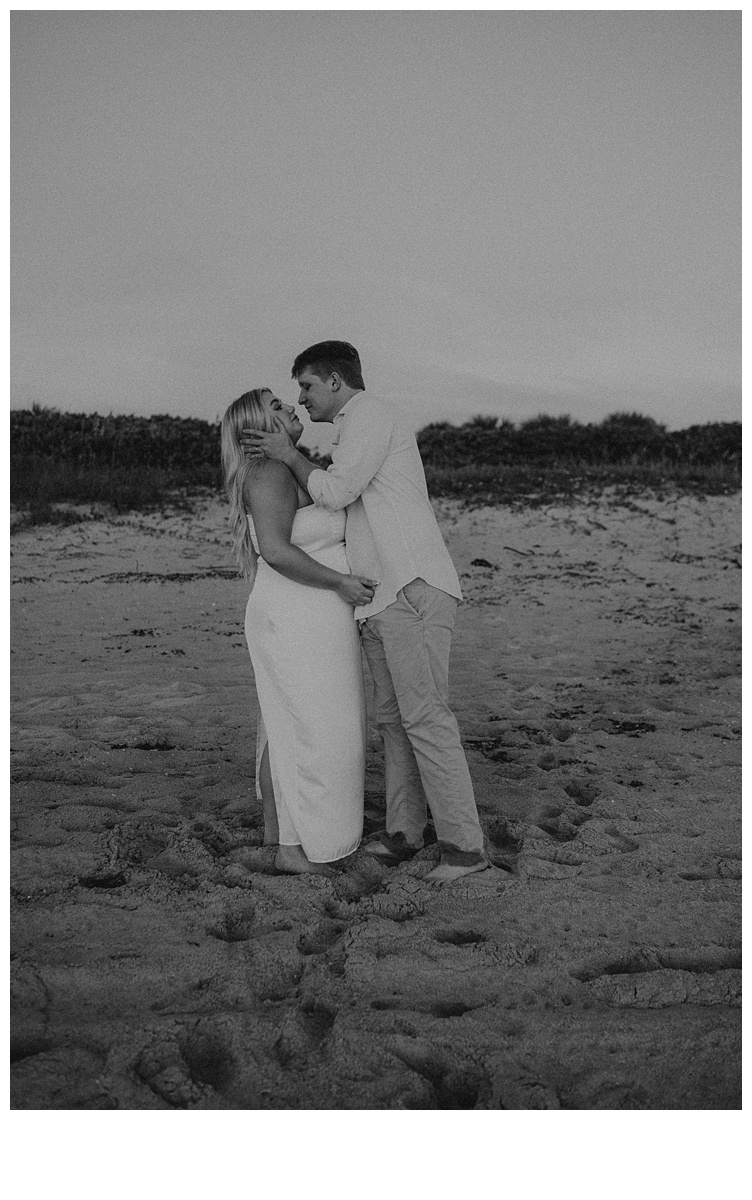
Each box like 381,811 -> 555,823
10,492 -> 741,1109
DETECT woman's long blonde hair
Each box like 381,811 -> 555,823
221,389 -> 276,583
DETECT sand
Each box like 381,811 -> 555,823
10,491 -> 741,1109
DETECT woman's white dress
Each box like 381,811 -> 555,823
245,504 -> 365,862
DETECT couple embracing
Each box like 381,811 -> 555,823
221,341 -> 487,885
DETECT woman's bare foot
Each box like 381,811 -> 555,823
425,860 -> 490,885
275,845 -> 335,877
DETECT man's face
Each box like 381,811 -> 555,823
295,368 -> 341,423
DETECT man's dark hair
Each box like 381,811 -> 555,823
291,341 -> 365,390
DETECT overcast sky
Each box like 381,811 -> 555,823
11,9 -> 740,448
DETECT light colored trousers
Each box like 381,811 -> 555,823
360,578 -> 485,860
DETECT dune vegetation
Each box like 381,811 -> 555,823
10,406 -> 741,526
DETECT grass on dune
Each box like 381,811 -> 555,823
9,458 -> 214,531
10,406 -> 741,527
424,459 -> 741,508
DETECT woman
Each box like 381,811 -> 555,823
221,389 -> 376,874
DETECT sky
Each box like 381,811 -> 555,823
11,8 -> 741,451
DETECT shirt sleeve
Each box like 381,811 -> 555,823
307,399 -> 393,511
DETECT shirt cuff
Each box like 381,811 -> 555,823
306,468 -> 329,503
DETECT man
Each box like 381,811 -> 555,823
244,341 -> 487,883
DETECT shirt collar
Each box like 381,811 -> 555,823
331,391 -> 363,443
333,390 -> 363,423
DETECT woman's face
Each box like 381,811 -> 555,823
260,390 -> 304,443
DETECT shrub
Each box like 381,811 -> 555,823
10,405 -> 741,520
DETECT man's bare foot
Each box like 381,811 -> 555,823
275,845 -> 335,877
425,860 -> 490,885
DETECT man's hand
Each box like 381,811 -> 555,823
240,417 -> 296,464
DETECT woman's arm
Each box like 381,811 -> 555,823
244,461 -> 376,606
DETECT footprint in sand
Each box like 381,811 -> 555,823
433,928 -> 487,946
296,918 -> 348,956
535,806 -> 593,843
564,779 -> 599,807
603,824 -> 640,854
135,1037 -> 210,1108
206,901 -> 256,943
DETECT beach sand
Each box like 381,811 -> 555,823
10,491 -> 741,1109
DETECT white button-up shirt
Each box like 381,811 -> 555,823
306,391 -> 462,621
